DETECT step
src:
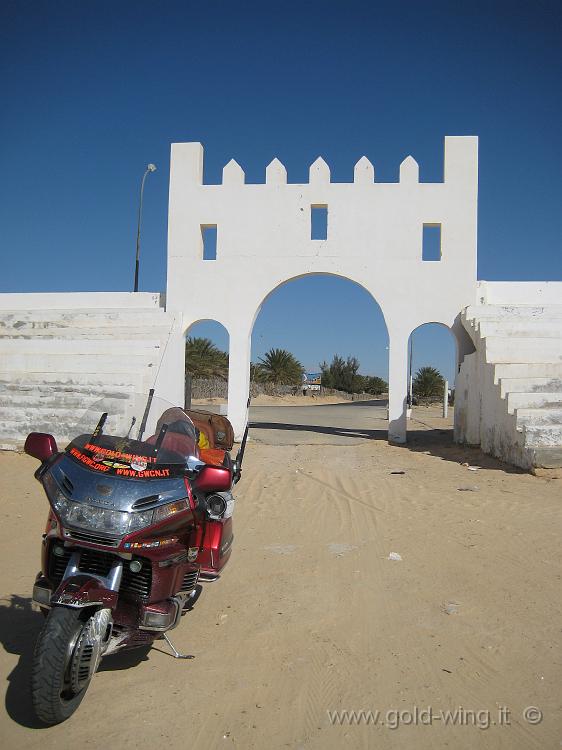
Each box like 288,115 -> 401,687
0,293 -> 162,311
0,338 -> 162,355
0,315 -> 172,333
523,424 -> 562,448
515,408 -> 562,427
0,387 -> 143,410
485,337 -> 562,364
529,447 -> 562,469
0,372 -> 145,388
464,304 -> 562,322
478,321 -> 562,339
0,305 -> 168,317
0,324 -> 172,340
507,392 -> 562,413
0,404 -> 113,421
494,363 -> 562,381
0,354 -> 157,374
499,377 -> 562,397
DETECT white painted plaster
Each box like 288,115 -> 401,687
166,136 -> 479,440
455,285 -> 562,469
0,292 -> 162,310
0,301 -> 174,449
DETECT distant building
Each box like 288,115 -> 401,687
303,372 -> 321,392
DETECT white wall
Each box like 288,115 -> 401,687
455,293 -> 562,470
477,282 -> 562,306
0,137 -> 483,447
1,137 -> 559,465
0,297 -> 174,449
0,291 -> 162,310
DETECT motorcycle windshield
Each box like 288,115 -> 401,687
66,393 -> 199,477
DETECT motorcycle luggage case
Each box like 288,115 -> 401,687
184,409 -> 234,451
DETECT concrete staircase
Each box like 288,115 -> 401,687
455,304 -> 562,471
0,306 -> 175,450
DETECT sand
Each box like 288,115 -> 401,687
192,394 -> 364,406
1,420 -> 561,749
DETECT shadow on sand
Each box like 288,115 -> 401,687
0,587 -> 204,728
1,595 -> 48,729
250,414 -> 524,474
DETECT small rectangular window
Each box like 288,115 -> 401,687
311,205 -> 328,240
201,225 -> 217,260
422,224 -> 441,261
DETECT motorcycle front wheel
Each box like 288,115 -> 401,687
31,606 -> 94,725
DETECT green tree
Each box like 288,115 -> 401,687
363,375 -> 388,395
255,348 -> 304,385
185,337 -> 228,380
320,355 -> 360,393
412,366 -> 445,400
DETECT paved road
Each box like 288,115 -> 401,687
249,399 -> 389,445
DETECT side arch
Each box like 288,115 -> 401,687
184,319 -> 230,409
406,321 -> 460,435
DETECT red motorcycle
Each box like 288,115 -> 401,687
25,391 -> 247,725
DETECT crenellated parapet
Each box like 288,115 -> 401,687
171,136 -> 476,188
167,137 -> 478,319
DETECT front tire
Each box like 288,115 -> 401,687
31,607 -> 92,725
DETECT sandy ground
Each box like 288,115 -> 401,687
1,413 -> 561,749
193,394 -> 364,406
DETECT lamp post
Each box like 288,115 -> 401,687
133,163 -> 157,292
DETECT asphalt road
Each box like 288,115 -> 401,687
249,399 -> 389,445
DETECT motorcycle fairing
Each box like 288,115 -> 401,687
49,455 -> 189,513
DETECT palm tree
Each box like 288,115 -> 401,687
185,337 -> 228,380
412,366 -> 445,400
255,348 -> 304,385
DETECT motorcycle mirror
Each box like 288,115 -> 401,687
24,432 -> 58,462
185,456 -> 206,473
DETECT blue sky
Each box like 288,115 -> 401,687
1,0 -> 560,381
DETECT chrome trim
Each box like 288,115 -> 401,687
63,529 -> 121,547
186,456 -> 206,473
63,550 -> 124,591
70,608 -> 113,691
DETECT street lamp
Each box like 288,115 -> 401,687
133,163 -> 157,292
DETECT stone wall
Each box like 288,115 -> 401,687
455,282 -> 562,471
0,293 -> 175,449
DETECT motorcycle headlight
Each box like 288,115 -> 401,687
61,503 -> 155,536
43,472 -> 155,537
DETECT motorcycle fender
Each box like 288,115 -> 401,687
51,574 -> 118,609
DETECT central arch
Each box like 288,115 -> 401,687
245,272 -> 390,442
219,271 -> 391,442
250,271 -> 391,334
